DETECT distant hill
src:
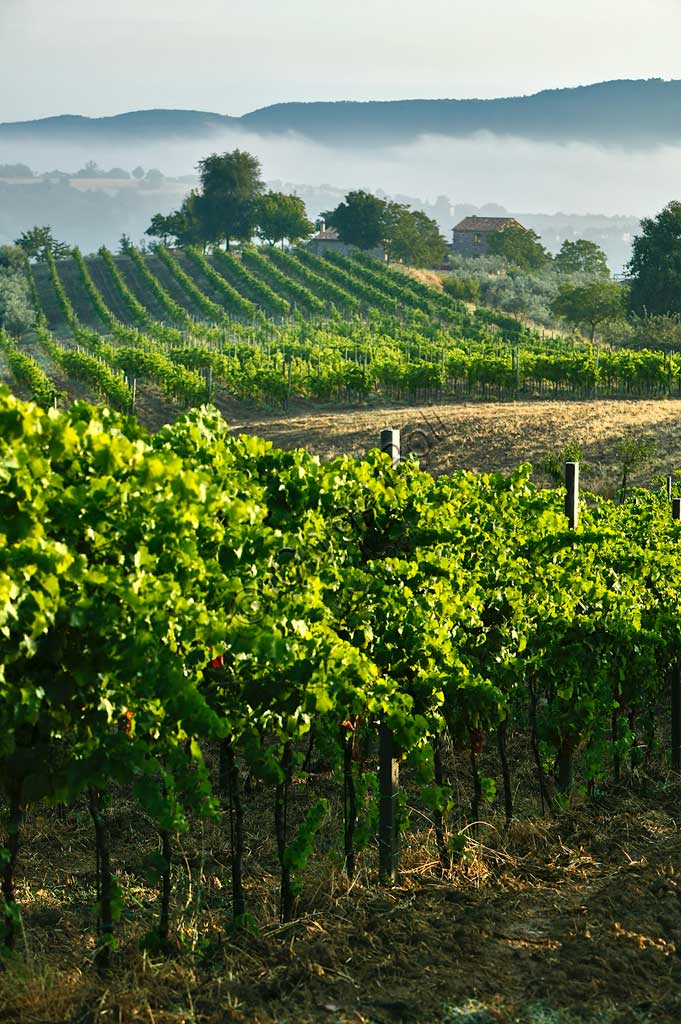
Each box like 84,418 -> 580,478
0,109 -> 237,142
3,79 -> 681,147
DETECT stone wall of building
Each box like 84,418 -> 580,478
450,232 -> 491,257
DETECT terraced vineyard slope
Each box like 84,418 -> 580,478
6,246 -> 680,424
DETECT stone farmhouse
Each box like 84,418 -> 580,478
451,216 -> 525,257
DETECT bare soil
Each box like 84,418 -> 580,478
2,746 -> 681,1024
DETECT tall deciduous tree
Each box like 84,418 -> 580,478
256,192 -> 313,247
324,191 -> 388,250
325,192 -> 447,264
554,239 -> 610,277
14,226 -> 70,262
145,193 -> 206,248
196,150 -> 265,250
386,206 -> 448,266
487,224 -> 550,270
145,150 -> 265,251
627,201 -> 681,315
551,281 -> 626,341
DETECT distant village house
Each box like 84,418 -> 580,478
451,216 -> 525,257
306,221 -> 386,261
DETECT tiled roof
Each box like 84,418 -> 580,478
453,216 -> 522,233
312,228 -> 340,240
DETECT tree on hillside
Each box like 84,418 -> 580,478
132,166 -> 145,180
324,191 -> 387,250
145,149 -> 265,250
145,193 -> 206,248
142,168 -> 164,189
118,234 -> 133,255
195,150 -> 264,250
487,224 -> 550,270
386,206 -> 448,266
256,191 -> 313,247
551,281 -> 626,341
146,213 -> 176,245
0,163 -> 33,179
74,160 -> 103,179
554,239 -> 609,277
627,201 -> 681,315
325,191 -> 447,264
14,226 -> 70,262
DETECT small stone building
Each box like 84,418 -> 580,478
451,216 -> 525,257
306,223 -> 385,261
307,226 -> 349,255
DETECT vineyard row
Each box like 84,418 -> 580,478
3,388 -> 681,959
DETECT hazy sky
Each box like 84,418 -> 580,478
2,0 -> 681,121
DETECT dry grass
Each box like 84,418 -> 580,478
224,397 -> 681,497
394,266 -> 447,292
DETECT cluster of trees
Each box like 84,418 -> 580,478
498,235 -> 624,340
70,162 -> 164,185
0,163 -> 34,179
144,150 -> 447,266
0,161 -> 166,183
146,150 -> 313,251
442,234 -> 616,324
485,224 -> 611,276
628,201 -> 681,317
443,248 -> 619,328
549,202 -> 681,340
438,225 -> 624,344
323,190 -> 448,266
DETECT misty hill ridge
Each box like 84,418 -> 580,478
3,79 -> 681,146
0,109 -> 238,139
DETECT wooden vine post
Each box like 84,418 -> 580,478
557,461 -> 580,791
672,497 -> 681,769
379,428 -> 400,883
565,461 -> 579,531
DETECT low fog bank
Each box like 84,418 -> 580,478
4,128 -> 680,214
2,128 -> 677,269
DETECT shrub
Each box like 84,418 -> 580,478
0,268 -> 36,335
442,277 -> 481,303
